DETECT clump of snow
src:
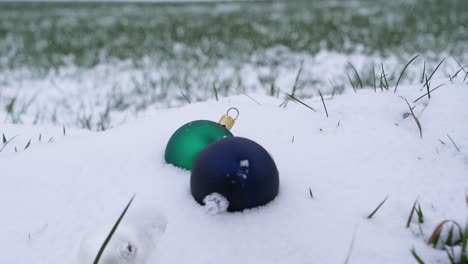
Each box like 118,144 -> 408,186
76,210 -> 167,264
77,224 -> 144,264
0,76 -> 467,263
203,193 -> 229,215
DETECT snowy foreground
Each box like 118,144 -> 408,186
1,79 -> 467,263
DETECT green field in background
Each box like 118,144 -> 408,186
0,0 -> 466,72
0,0 -> 467,130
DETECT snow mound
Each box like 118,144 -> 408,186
203,193 -> 229,215
0,78 -> 467,264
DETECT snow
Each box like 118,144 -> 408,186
0,76 -> 467,263
203,193 -> 229,215
77,222 -> 164,264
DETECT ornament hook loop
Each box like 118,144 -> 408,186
219,107 -> 239,130
226,107 -> 239,120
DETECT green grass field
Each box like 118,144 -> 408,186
1,0 -> 466,71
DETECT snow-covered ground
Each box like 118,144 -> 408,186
1,74 -> 466,263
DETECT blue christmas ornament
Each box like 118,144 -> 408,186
191,137 -> 279,212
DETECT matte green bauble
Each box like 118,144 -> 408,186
165,120 -> 233,170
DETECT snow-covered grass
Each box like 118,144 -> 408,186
1,52 -> 466,131
1,72 -> 467,263
1,0 -> 467,130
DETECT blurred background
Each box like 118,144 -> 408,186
0,0 -> 467,130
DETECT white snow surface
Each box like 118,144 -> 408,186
1,77 -> 467,263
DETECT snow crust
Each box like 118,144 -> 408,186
0,77 -> 467,263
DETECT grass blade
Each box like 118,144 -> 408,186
379,71 -> 384,91
406,199 -> 418,228
329,79 -> 336,97
447,225 -> 454,246
411,247 -> 425,264
450,68 -> 464,80
291,59 -> 304,98
416,203 -> 424,224
447,134 -> 460,152
380,63 -> 390,90
309,187 -> 314,198
425,75 -> 431,99
94,194 -> 136,264
430,228 -> 441,248
413,83 -> 445,103
394,55 -> 419,93
421,61 -> 426,84
367,195 -> 389,219
318,90 -> 328,118
372,67 -> 376,92
452,56 -> 467,73
282,60 -> 304,107
452,56 -> 467,75
347,72 -> 357,93
344,227 -> 358,264
446,248 -> 456,264
270,83 -> 276,97
425,58 -> 445,85
285,93 -> 317,112
0,135 -> 17,153
348,62 -> 363,89
24,139 -> 31,150
461,223 -> 468,261
179,90 -> 191,104
401,97 -> 423,138
212,82 -> 219,101
237,88 -> 261,105
2,133 -> 6,144
427,220 -> 463,248
381,63 -> 389,90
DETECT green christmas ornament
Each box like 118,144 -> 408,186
165,108 -> 239,170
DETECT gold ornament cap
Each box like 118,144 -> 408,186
219,107 -> 239,130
